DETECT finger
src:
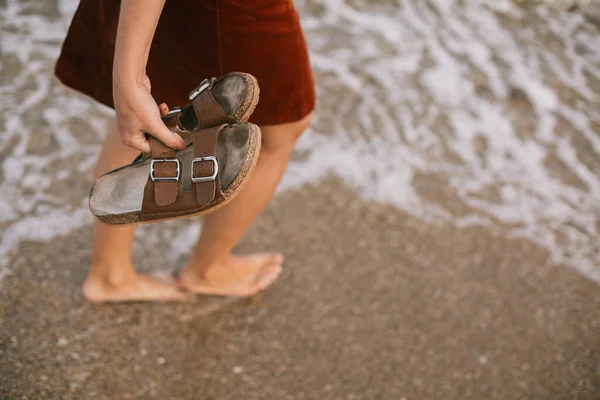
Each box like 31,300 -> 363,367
123,133 -> 151,154
159,103 -> 169,117
148,119 -> 186,150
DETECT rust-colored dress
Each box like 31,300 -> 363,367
55,0 -> 315,126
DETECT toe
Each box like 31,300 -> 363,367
152,285 -> 189,302
151,270 -> 177,285
157,290 -> 189,302
82,274 -> 188,303
253,253 -> 283,266
254,263 -> 282,291
272,253 -> 284,265
137,276 -> 188,302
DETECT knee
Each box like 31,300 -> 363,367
261,112 -> 313,154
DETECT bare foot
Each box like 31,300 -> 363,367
178,254 -> 284,297
83,273 -> 187,303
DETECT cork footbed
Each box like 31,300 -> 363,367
88,72 -> 261,224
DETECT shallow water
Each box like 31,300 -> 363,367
1,0 -> 599,282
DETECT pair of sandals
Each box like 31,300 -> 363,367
90,72 -> 261,225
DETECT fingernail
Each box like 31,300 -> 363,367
177,141 -> 186,150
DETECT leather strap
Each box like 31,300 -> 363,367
141,124 -> 225,217
161,109 -> 186,131
192,126 -> 224,206
149,137 -> 179,206
140,95 -> 229,217
191,80 -> 233,129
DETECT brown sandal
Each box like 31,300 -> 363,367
89,72 -> 261,225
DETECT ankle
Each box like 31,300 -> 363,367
86,261 -> 137,288
189,252 -> 230,269
182,254 -> 230,280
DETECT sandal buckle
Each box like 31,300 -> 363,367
150,159 -> 180,182
191,156 -> 218,183
165,107 -> 182,117
188,79 -> 211,101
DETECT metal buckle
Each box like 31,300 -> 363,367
188,79 -> 211,101
150,159 -> 180,182
191,156 -> 218,183
165,107 -> 182,117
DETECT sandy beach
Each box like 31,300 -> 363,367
1,0 -> 600,398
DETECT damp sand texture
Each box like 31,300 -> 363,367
2,0 -> 600,399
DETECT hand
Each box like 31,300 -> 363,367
113,74 -> 186,153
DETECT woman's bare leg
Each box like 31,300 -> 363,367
83,113 -> 186,303
178,113 -> 313,296
84,108 -> 312,301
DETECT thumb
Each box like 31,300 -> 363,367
148,117 -> 186,150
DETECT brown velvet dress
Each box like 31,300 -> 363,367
55,0 -> 316,126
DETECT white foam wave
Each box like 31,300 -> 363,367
286,0 -> 600,280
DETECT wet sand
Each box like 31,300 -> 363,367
2,0 -> 600,398
2,179 -> 600,399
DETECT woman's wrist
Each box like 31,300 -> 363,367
113,59 -> 146,89
112,0 -> 165,90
